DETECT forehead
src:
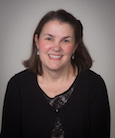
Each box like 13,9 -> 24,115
40,20 -> 74,36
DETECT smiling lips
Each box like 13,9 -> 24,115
48,54 -> 63,59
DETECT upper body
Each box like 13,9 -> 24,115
0,69 -> 110,138
0,9 -> 110,138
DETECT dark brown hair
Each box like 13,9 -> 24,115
23,9 -> 92,74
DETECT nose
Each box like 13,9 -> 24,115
52,41 -> 61,52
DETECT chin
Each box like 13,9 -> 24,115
47,65 -> 62,71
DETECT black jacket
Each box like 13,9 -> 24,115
0,69 -> 110,138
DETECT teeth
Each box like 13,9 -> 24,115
49,55 -> 62,59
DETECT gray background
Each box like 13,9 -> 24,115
0,0 -> 115,137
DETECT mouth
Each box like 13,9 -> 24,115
48,54 -> 63,59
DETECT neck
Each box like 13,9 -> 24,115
38,64 -> 77,84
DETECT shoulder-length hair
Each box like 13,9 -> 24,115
23,9 -> 92,75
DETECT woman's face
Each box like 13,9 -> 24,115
35,20 -> 77,72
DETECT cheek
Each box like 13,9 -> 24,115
64,45 -> 75,54
38,41 -> 51,52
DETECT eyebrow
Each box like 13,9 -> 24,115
43,34 -> 72,39
43,34 -> 54,37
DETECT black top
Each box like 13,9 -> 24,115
44,77 -> 76,138
0,69 -> 110,138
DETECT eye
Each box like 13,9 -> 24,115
46,38 -> 52,41
63,39 -> 70,43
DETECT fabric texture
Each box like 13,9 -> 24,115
0,69 -> 110,138
44,79 -> 76,138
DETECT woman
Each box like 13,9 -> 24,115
0,9 -> 110,138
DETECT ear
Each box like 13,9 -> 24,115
35,34 -> 39,49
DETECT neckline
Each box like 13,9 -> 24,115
34,74 -> 79,112
36,66 -> 79,99
36,73 -> 78,98
42,75 -> 78,100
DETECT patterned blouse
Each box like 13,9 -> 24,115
42,80 -> 76,138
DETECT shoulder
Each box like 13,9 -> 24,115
78,69 -> 106,88
77,70 -> 108,103
79,69 -> 103,81
12,69 -> 35,78
8,69 -> 36,85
